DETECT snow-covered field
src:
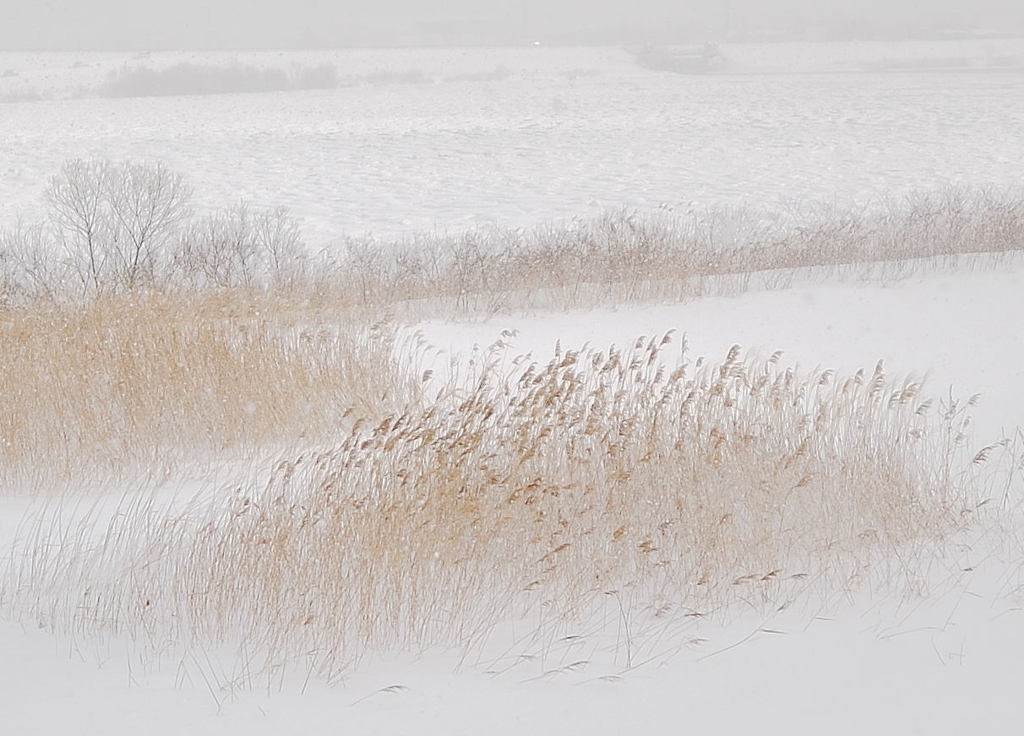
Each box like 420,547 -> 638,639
2,43 -> 1024,734
2,43 -> 1024,241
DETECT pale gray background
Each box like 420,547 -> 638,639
2,0 -> 1023,50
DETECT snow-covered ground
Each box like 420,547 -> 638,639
2,44 -> 1024,242
419,261 -> 1024,444
2,259 -> 1022,735
2,570 -> 1023,736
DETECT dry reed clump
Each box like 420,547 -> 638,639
9,334 -> 996,681
0,289 -> 415,492
326,187 -> 1024,315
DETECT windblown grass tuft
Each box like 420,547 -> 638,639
8,334 -> 998,680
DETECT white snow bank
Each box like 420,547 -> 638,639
418,263 -> 1024,444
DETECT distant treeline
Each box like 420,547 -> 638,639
98,62 -> 514,99
101,63 -> 341,97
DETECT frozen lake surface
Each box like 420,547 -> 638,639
2,44 -> 1024,243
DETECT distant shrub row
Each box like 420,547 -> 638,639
3,159 -> 1023,314
97,62 -> 515,99
100,62 -> 342,97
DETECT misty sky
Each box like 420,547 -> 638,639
3,0 -> 1023,50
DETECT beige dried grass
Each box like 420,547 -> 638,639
0,289 -> 414,492
8,334 -> 999,681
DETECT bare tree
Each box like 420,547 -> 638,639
105,161 -> 192,290
46,159 -> 192,294
252,206 -> 305,287
47,159 -> 112,294
37,159 -> 312,300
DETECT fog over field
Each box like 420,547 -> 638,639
1,3 -> 1023,735
3,0 -> 1024,48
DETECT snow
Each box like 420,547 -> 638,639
3,43 -> 1024,734
3,45 -> 1024,242
2,260 -> 1023,734
418,261 -> 1024,443
2,556 -> 1023,735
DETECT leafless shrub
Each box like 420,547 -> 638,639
0,221 -> 70,306
173,204 -> 306,290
